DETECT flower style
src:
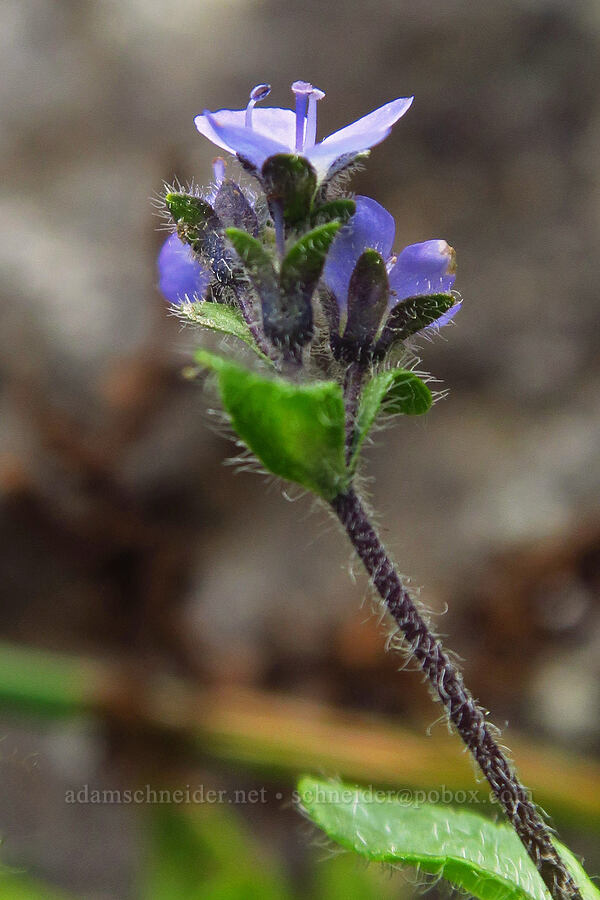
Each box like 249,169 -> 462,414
194,82 -> 413,178
157,233 -> 210,305
323,195 -> 461,323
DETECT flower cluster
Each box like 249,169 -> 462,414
158,81 -> 460,367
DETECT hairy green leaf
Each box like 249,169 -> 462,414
298,777 -> 599,900
351,368 -> 432,468
196,351 -> 348,499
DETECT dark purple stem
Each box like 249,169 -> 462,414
331,488 -> 580,900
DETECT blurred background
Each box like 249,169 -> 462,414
1,0 -> 599,896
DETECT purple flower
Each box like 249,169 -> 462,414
157,233 -> 211,305
194,82 -> 413,179
323,195 -> 460,324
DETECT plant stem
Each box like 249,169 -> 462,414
343,361 -> 365,464
331,487 -> 581,900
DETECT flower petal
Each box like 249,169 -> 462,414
305,128 -> 388,177
388,239 -> 456,307
323,97 -> 414,146
306,97 -> 413,175
250,107 -> 297,147
322,196 -> 395,311
194,110 -> 245,155
157,234 -> 211,305
195,109 -> 293,168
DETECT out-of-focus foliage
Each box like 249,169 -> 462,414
143,803 -> 400,900
0,871 -> 75,900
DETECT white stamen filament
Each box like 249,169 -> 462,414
305,87 -> 325,149
245,83 -> 271,129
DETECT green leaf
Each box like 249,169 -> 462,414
351,368 -> 432,468
310,199 -> 356,228
196,351 -> 348,500
261,154 -> 317,226
177,301 -> 267,359
298,777 -> 600,900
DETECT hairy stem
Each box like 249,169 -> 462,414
331,487 -> 581,900
343,361 -> 366,464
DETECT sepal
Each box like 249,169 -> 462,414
319,150 -> 370,200
278,222 -> 341,347
310,199 -> 356,228
375,293 -> 457,356
224,228 -> 278,300
165,191 -> 233,286
165,192 -> 215,230
176,301 -> 269,360
226,222 -> 341,352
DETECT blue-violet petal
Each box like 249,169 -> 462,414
157,234 -> 211,305
323,196 -> 395,311
388,239 -> 456,306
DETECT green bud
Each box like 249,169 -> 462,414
261,154 -> 317,227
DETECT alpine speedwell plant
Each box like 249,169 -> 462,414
157,81 -> 594,900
